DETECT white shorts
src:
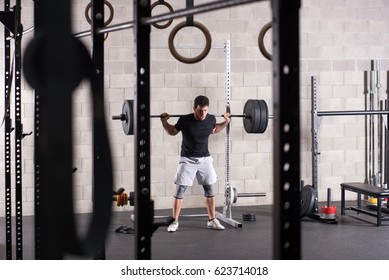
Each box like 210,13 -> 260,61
174,156 -> 217,186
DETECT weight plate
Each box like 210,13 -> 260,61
242,213 -> 256,221
122,100 -> 134,135
129,191 -> 135,206
243,99 -> 269,134
243,99 -> 261,133
256,99 -> 269,134
300,185 -> 315,218
232,187 -> 237,203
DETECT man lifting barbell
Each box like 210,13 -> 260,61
111,97 -> 271,231
161,95 -> 229,232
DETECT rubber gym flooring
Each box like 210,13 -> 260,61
1,201 -> 389,260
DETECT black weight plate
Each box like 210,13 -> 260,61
122,100 -> 134,135
243,99 -> 261,133
300,185 -> 315,218
242,213 -> 256,221
256,99 -> 269,134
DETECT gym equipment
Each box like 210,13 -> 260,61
1,0 -> 24,260
306,75 -> 389,224
242,213 -> 256,221
74,0 -> 262,39
321,205 -> 336,220
168,20 -> 211,64
369,197 -> 378,205
365,60 -> 386,188
300,185 -> 315,218
150,0 -> 174,29
216,41 -> 265,228
112,188 -> 135,234
112,188 -> 134,207
321,188 -> 337,221
168,0 -> 211,63
112,98 -> 270,135
258,21 -> 272,61
84,0 -> 114,40
84,0 -> 114,26
341,182 -> 389,226
23,0 -> 114,259
300,184 -> 338,223
115,225 -> 135,234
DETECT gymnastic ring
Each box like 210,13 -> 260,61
258,21 -> 272,61
150,1 -> 174,29
168,21 -> 212,64
85,0 -> 114,27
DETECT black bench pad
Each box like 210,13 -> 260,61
341,182 -> 389,197
341,182 -> 389,226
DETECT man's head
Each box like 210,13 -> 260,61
193,95 -> 209,121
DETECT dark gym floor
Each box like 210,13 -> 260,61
1,201 -> 389,260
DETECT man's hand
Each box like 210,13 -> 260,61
160,113 -> 179,136
160,112 -> 170,123
222,112 -> 231,123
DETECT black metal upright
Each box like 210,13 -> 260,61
13,0 -> 23,260
3,0 -> 13,260
91,0 -> 106,259
1,0 -> 23,260
133,0 -> 154,259
272,0 -> 301,259
23,0 -> 114,259
32,0 -> 42,260
29,0 -> 77,259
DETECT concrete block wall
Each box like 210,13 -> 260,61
0,0 -> 388,216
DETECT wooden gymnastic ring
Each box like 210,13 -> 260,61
151,1 -> 174,29
85,0 -> 114,26
258,21 -> 272,61
168,21 -> 212,64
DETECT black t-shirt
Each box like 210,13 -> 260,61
175,113 -> 216,157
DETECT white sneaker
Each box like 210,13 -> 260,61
167,221 -> 179,232
207,218 -> 225,230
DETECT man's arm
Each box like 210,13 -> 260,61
213,112 -> 231,134
160,113 -> 179,136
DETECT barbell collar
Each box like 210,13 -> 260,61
112,114 -> 126,121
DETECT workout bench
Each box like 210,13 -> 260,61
341,182 -> 389,226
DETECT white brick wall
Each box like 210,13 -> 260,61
0,1 -> 388,217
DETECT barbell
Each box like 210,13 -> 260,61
112,99 -> 271,135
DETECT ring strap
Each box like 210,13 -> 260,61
186,0 -> 194,26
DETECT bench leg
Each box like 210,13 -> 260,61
341,187 -> 345,215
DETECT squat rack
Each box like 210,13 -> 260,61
310,73 -> 389,220
2,0 -> 301,260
